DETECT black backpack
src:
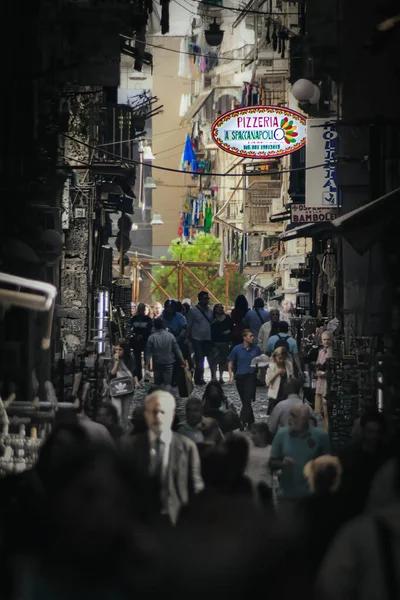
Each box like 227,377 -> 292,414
274,334 -> 290,353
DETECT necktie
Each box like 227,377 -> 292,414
153,437 -> 163,479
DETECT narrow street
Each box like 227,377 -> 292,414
130,369 -> 269,424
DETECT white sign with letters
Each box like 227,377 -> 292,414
291,204 -> 337,224
306,118 -> 338,207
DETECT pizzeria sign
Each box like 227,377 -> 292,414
211,106 -> 307,159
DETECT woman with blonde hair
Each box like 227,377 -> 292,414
266,347 -> 293,415
303,455 -> 342,495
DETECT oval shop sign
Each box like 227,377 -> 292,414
211,106 -> 307,159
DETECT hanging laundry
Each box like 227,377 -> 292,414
272,22 -> 278,51
179,93 -> 191,117
160,0 -> 170,34
266,18 -> 271,44
177,214 -> 184,237
204,203 -> 213,233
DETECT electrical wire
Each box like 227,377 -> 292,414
62,132 -> 338,178
173,0 -> 198,15
140,38 -> 303,61
197,0 -> 300,17
134,36 -> 255,61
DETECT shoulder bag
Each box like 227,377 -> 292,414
197,306 -> 213,325
110,360 -> 134,397
255,308 -> 266,325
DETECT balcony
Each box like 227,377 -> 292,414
197,0 -> 223,18
244,181 -> 282,233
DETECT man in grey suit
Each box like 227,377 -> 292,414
121,390 -> 204,525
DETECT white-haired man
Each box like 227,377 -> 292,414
121,390 -> 204,524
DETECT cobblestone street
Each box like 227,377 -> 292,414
130,368 -> 270,424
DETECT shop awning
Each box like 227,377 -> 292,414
279,221 -> 328,241
180,90 -> 214,126
280,187 -> 400,253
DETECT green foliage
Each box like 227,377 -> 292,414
152,233 -> 245,305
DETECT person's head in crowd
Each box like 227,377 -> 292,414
186,397 -> 203,428
183,302 -> 191,316
130,302 -> 137,316
213,303 -> 225,318
360,411 -> 387,452
95,403 -> 119,428
198,290 -> 210,308
130,405 -> 147,434
304,456 -> 342,495
136,303 -> 146,317
35,423 -> 90,486
283,376 -> 303,398
250,422 -> 272,448
175,301 -> 184,314
242,329 -> 254,345
269,308 -> 280,323
144,304 -> 151,316
202,435 -> 249,489
153,317 -> 164,331
223,434 -> 250,479
113,339 -> 130,362
271,346 -> 289,367
234,294 -> 248,316
42,443 -> 135,576
203,380 -> 226,409
321,330 -> 333,349
254,297 -> 264,309
288,404 -> 311,434
278,321 -> 289,334
164,299 -> 177,317
199,417 -> 223,445
281,299 -> 293,314
153,302 -> 163,317
144,390 -> 176,437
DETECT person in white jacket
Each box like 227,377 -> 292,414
266,347 -> 293,415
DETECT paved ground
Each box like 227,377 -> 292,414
130,368 -> 270,424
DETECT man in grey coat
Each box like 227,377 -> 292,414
146,318 -> 186,387
121,390 -> 204,525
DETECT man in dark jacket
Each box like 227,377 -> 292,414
121,390 -> 204,525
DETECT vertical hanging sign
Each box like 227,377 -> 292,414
306,119 -> 338,207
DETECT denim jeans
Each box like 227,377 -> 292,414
191,339 -> 213,383
111,394 -> 133,429
153,363 -> 174,387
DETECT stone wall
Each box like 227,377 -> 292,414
60,214 -> 90,352
60,93 -> 92,353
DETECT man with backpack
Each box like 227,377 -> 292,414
242,297 -> 270,344
266,321 -> 302,376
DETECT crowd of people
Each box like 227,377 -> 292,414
1,292 -> 400,599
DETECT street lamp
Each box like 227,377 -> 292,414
150,213 -> 163,225
291,79 -> 315,102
